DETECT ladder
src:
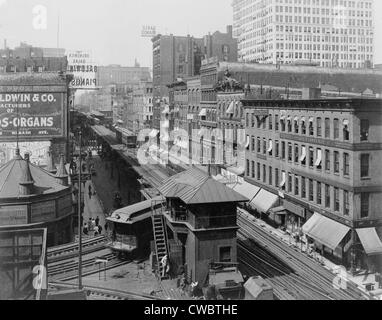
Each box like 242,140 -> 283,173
151,200 -> 170,280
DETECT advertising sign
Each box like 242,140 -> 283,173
0,141 -> 51,166
67,51 -> 98,89
0,205 -> 28,225
141,25 -> 156,38
0,93 -> 64,140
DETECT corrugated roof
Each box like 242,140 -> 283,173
0,156 -> 68,198
159,167 -> 248,205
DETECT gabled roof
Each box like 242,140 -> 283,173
158,167 -> 248,205
0,154 -> 68,198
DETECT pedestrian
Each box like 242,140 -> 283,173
98,225 -> 103,235
88,184 -> 92,195
83,223 -> 88,236
105,223 -> 108,232
95,216 -> 100,227
92,218 -> 96,231
94,225 -> 99,236
88,218 -> 93,231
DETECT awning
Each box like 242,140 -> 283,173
287,116 -> 292,122
250,189 -> 279,213
302,213 -> 350,251
300,146 -> 306,162
226,101 -> 235,114
343,119 -> 349,127
227,166 -> 245,176
267,140 -> 273,153
162,105 -> 170,114
315,149 -> 322,167
233,181 -> 260,202
245,135 -> 250,149
356,228 -> 382,256
199,108 -> 207,117
270,206 -> 288,215
300,117 -> 306,124
279,172 -> 286,188
309,117 -> 314,122
294,116 -> 299,122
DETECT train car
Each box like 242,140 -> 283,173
106,196 -> 165,259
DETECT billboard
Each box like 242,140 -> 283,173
0,141 -> 51,166
141,25 -> 156,38
0,93 -> 64,140
67,51 -> 98,90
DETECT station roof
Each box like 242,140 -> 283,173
0,152 -> 68,198
158,167 -> 248,205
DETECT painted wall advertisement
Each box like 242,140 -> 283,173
0,92 -> 64,140
67,51 -> 98,89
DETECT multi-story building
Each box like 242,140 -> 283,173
152,27 -> 238,131
133,81 -> 154,131
0,42 -> 67,73
232,0 -> 375,68
96,64 -> 151,87
243,97 -> 382,273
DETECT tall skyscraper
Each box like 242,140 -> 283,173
232,0 -> 374,68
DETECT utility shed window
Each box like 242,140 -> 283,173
219,247 -> 232,263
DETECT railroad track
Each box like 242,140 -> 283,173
237,211 -> 371,300
49,282 -> 163,300
47,236 -> 107,263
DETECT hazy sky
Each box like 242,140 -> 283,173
0,0 -> 381,67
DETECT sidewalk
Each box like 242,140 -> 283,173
239,209 -> 381,299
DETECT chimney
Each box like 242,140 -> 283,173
45,150 -> 57,174
19,153 -> 35,196
55,154 -> 69,186
227,25 -> 233,37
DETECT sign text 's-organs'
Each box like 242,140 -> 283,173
0,93 -> 63,139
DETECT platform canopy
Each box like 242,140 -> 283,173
159,167 -> 248,205
356,228 -> 382,256
302,213 -> 350,251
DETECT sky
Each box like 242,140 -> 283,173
0,0 -> 381,68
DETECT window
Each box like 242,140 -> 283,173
309,179 -> 314,202
275,140 -> 279,158
361,154 -> 370,178
309,118 -> 314,136
268,140 -> 273,156
288,173 -> 292,193
309,147 -> 314,167
334,152 -> 340,174
287,118 -> 292,132
257,117 -> 261,129
301,119 -> 306,135
251,161 -> 255,178
219,246 -> 232,263
288,143 -> 292,162
317,118 -> 322,137
281,142 -> 286,160
281,118 -> 286,131
334,119 -> 339,139
360,119 -> 369,141
251,114 -> 255,127
294,144 -> 299,163
325,118 -> 330,138
301,177 -> 306,198
257,137 -> 261,153
246,160 -> 250,176
295,176 -> 299,196
317,182 -> 322,205
360,193 -> 369,218
344,153 -> 350,176
300,145 -> 306,166
263,138 -> 267,155
275,115 -> 279,131
269,115 -> 273,130
344,191 -> 349,216
325,150 -> 330,171
334,188 -> 340,212
343,120 -> 350,141
263,164 -> 266,183
280,171 -> 286,190
294,118 -> 299,134
275,168 -> 279,187
315,149 -> 322,170
325,185 -> 331,208
269,166 -> 273,185
251,136 -> 255,152
257,163 -> 261,180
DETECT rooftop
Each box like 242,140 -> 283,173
159,167 -> 248,205
0,152 -> 68,199
0,72 -> 71,86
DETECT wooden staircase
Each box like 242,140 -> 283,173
151,200 -> 170,280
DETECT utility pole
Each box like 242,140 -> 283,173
78,130 -> 83,290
